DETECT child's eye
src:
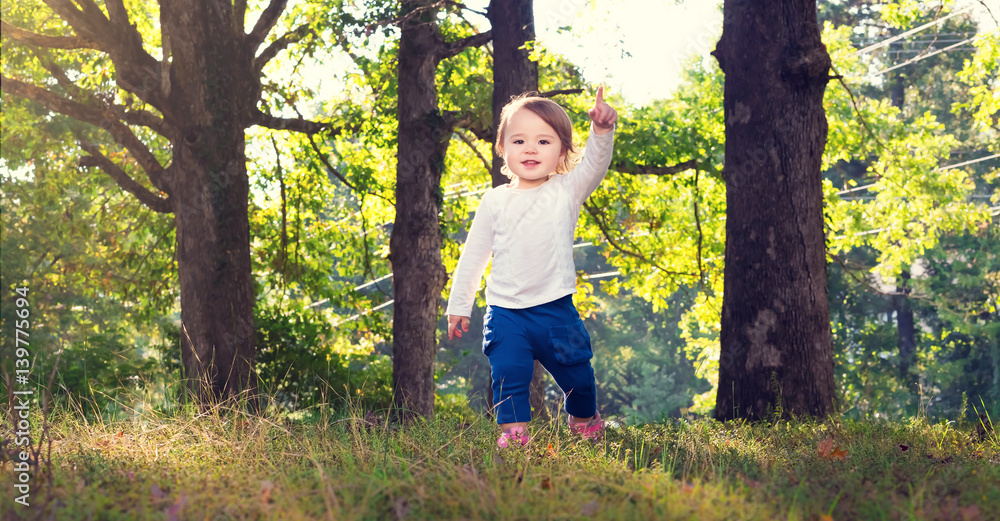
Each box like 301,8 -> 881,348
513,139 -> 524,144
539,140 -> 550,145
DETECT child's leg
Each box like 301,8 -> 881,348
526,296 -> 599,421
483,306 -> 534,427
539,353 -> 598,421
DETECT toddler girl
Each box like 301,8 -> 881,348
446,87 -> 617,447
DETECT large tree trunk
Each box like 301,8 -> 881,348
391,1 -> 454,421
887,65 -> 918,392
488,0 -> 538,187
486,0 -> 551,423
712,0 -> 835,420
164,1 -> 258,408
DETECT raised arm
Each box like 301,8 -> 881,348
589,86 -> 617,135
569,86 -> 618,203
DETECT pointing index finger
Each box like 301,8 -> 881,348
595,85 -> 604,107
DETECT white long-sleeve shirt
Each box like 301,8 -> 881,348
446,126 -> 615,317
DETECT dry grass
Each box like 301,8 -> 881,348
1,394 -> 998,521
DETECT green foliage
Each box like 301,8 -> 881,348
954,30 -> 1000,142
33,331 -> 164,418
255,300 -> 393,413
587,288 -> 710,424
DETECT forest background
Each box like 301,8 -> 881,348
1,0 -> 998,426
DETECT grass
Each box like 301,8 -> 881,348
2,396 -> 998,521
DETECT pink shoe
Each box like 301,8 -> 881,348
497,426 -> 530,448
568,411 -> 604,440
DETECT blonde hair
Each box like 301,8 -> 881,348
495,94 -> 577,179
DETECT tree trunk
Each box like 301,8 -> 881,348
486,0 -> 551,423
391,1 -> 454,421
712,0 -> 835,420
164,0 -> 258,409
488,0 -> 538,187
895,270 -> 917,389
888,63 -> 917,392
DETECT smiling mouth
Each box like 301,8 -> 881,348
522,160 -> 540,165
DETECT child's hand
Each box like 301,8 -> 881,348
448,315 -> 470,341
588,85 -> 618,134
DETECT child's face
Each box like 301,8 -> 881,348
502,108 -> 566,183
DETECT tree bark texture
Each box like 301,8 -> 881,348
485,0 -> 551,423
162,1 -> 258,407
392,1 -> 491,420
713,0 -> 836,420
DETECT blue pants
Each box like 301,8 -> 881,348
483,294 -> 597,424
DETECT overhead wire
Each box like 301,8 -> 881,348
835,153 -> 1000,195
872,34 -> 983,75
853,5 -> 976,55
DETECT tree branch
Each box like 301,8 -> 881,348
233,0 -> 248,35
455,113 -> 493,142
304,132 -> 394,205
827,252 -> 901,297
28,44 -> 173,138
103,0 -> 129,26
614,159 -> 698,177
78,143 -> 172,213
40,0 -> 107,46
120,107 -> 173,138
455,129 -> 491,176
583,201 -> 697,279
444,0 -> 487,17
538,88 -> 584,98
0,20 -> 99,49
36,0 -> 166,110
253,23 -> 314,73
28,47 -> 92,102
437,30 -> 492,61
246,0 -> 288,53
253,110 -> 330,134
2,75 -> 171,194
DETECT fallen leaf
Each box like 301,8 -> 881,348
116,431 -> 123,438
541,476 -> 552,490
819,515 -> 834,521
547,443 -> 557,458
818,438 -> 848,460
830,447 -> 848,461
818,438 -> 835,458
898,444 -> 909,451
